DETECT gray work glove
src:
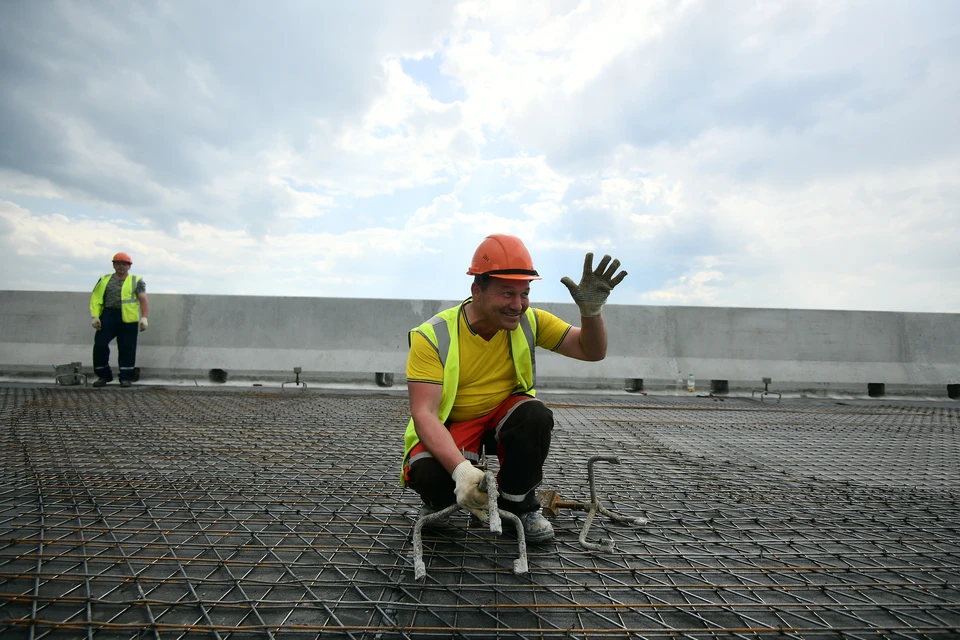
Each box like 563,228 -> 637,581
91,317 -> 102,330
139,317 -> 149,332
451,460 -> 488,521
561,252 -> 628,317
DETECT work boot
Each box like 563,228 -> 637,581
519,509 -> 555,542
418,502 -> 453,527
92,378 -> 109,388
120,380 -> 132,388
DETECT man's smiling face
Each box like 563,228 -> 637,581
472,277 -> 531,332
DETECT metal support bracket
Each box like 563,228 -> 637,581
281,367 -> 307,391
577,455 -> 648,552
411,469 -> 528,579
752,377 -> 781,403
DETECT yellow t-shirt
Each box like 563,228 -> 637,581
406,304 -> 572,422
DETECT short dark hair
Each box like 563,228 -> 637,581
473,274 -> 492,291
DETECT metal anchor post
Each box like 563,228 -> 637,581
751,377 -> 781,403
281,366 -> 307,390
578,455 -> 648,552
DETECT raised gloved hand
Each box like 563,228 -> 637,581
91,317 -> 102,330
561,252 -> 628,317
451,460 -> 488,521
139,317 -> 149,332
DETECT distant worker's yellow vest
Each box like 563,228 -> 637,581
400,301 -> 538,485
90,275 -> 141,323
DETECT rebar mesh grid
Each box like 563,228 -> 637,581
1,386 -> 958,639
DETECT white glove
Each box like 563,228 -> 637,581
92,317 -> 102,330
452,460 -> 488,521
139,317 -> 148,332
561,252 -> 628,317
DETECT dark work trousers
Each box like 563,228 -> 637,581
93,308 -> 139,382
407,398 -> 554,514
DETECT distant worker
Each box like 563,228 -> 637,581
401,234 -> 627,542
90,252 -> 149,388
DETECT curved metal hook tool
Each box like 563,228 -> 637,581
411,470 -> 528,579
577,456 -> 648,552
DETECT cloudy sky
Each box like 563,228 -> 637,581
2,0 -> 958,312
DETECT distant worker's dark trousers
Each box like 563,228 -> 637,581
406,394 -> 554,514
93,308 -> 138,382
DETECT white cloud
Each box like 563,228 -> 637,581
0,1 -> 957,312
445,0 -> 672,131
0,170 -> 72,200
643,268 -> 726,305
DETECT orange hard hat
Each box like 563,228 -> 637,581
112,252 -> 133,264
466,234 -> 541,280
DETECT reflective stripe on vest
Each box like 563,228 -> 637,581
400,301 -> 538,485
512,312 -> 537,392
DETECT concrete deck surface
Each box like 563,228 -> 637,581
1,385 -> 958,639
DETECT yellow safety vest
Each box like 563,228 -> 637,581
400,300 -> 538,485
90,274 -> 141,323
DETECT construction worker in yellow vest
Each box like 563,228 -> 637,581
89,252 -> 149,388
402,234 -> 627,542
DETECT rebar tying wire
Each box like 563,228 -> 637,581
1,387 -> 958,639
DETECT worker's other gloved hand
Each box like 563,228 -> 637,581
451,460 -> 488,521
139,317 -> 149,332
91,317 -> 102,330
561,252 -> 628,317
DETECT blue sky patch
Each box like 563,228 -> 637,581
400,54 -> 466,104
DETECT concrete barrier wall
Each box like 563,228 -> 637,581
1,290 -> 958,392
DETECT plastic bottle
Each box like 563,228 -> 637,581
675,371 -> 684,395
687,373 -> 696,393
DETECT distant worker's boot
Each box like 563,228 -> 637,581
93,378 -> 109,388
120,380 -> 132,388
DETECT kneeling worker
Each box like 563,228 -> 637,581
401,234 -> 627,542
